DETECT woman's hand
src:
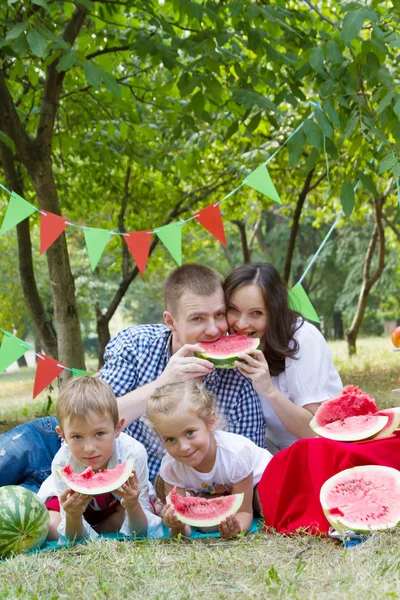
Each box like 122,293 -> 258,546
235,349 -> 275,397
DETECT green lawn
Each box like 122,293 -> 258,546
1,336 -> 400,599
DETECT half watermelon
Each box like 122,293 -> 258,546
166,488 -> 244,527
195,334 -> 260,368
57,458 -> 134,495
320,465 -> 400,533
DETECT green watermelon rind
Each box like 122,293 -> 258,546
320,465 -> 400,534
195,336 -> 260,368
57,458 -> 135,495
166,489 -> 244,527
0,486 -> 50,558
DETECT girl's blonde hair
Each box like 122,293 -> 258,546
57,376 -> 119,429
146,381 -> 217,426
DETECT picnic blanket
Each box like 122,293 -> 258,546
258,431 -> 400,535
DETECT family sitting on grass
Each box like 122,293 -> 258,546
0,262 -> 346,541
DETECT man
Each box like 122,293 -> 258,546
0,263 -> 265,488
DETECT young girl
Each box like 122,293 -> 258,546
223,262 -> 342,453
38,376 -> 163,542
146,381 -> 272,539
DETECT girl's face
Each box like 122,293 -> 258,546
226,284 -> 268,339
152,409 -> 216,473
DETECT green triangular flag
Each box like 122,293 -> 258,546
83,228 -> 110,270
72,368 -> 92,377
0,332 -> 29,373
156,222 -> 182,265
0,192 -> 36,235
244,165 -> 282,204
288,283 -> 320,323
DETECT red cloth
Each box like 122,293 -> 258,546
45,493 -> 119,526
258,432 -> 400,535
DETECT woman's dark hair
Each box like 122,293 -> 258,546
223,263 -> 303,376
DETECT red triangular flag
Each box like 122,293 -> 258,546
195,204 -> 227,245
124,230 -> 152,274
40,211 -> 67,255
33,353 -> 66,399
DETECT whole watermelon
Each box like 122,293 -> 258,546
0,486 -> 50,558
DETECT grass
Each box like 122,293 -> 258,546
1,336 -> 400,599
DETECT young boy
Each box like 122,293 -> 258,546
38,376 -> 162,542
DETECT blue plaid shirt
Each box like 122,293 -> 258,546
100,324 -> 266,481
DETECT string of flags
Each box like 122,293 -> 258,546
0,328 -> 90,399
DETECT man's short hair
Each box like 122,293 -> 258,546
164,263 -> 223,315
56,376 -> 119,429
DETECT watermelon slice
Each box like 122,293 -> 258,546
310,385 -> 378,428
372,408 -> 400,440
166,488 -> 244,527
312,414 -> 388,442
195,334 -> 260,368
57,458 -> 134,495
320,465 -> 400,533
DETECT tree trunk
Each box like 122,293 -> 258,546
17,355 -> 28,368
233,219 -> 251,263
345,194 -> 386,356
0,143 -> 58,358
97,312 -> 111,369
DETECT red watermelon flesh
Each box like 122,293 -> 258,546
310,385 -> 378,428
166,487 -> 244,527
372,408 -> 400,440
195,334 -> 260,368
57,458 -> 134,495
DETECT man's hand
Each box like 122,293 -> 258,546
60,488 -> 92,518
158,344 -> 214,386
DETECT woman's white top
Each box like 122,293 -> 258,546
261,320 -> 342,451
38,432 -> 163,541
160,430 -> 272,495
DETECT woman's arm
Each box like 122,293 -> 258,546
219,473 -> 254,538
235,350 -> 320,440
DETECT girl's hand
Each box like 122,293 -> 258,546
235,349 -> 275,397
162,505 -> 186,531
60,488 -> 92,518
114,471 -> 140,511
218,514 -> 242,539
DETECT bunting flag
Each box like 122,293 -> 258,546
288,283 -> 320,323
0,332 -> 28,373
33,353 -> 66,399
83,228 -> 111,270
244,165 -> 282,204
72,368 -> 92,377
124,230 -> 152,275
0,191 -> 36,234
156,222 -> 182,265
40,211 -> 67,255
195,203 -> 227,245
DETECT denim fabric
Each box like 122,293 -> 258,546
0,417 -> 61,493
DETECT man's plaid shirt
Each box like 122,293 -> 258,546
100,324 -> 266,481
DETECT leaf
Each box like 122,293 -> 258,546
325,137 -> 338,159
322,100 -> 341,126
394,99 -> 400,120
0,131 -> 15,152
26,30 -> 48,58
359,173 -> 378,196
376,90 -> 395,115
84,61 -> 103,89
32,0 -> 50,13
339,9 -> 369,43
233,89 -> 278,112
303,119 -> 322,149
225,121 -> 238,140
315,108 -> 333,138
379,152 -> 397,174
342,114 -> 358,138
28,65 -> 39,86
288,129 -> 306,168
326,40 -> 343,65
309,47 -> 325,74
6,21 -> 29,41
56,50 -> 77,72
190,91 -> 204,118
305,147 -> 319,173
39,26 -> 68,50
102,72 -> 121,97
76,0 -> 94,8
247,112 -> 261,132
340,181 -> 355,217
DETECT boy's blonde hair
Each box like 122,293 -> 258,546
146,381 -> 216,426
56,376 -> 119,429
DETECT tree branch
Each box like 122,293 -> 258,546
301,0 -> 336,26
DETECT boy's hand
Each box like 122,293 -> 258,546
218,514 -> 242,539
60,488 -> 92,518
114,471 -> 140,511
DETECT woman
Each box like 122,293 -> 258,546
223,263 -> 342,453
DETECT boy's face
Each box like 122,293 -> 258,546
56,411 -> 124,472
163,289 -> 228,352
